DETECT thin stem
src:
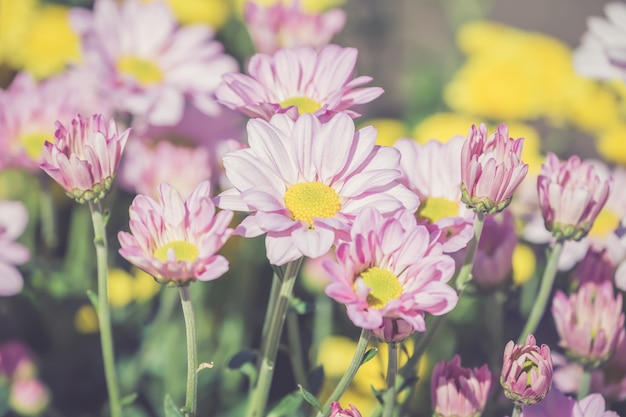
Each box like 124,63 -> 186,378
485,291 -> 505,372
316,328 -> 372,417
311,293 -> 333,363
39,176 -> 58,249
382,343 -> 398,417
517,241 -> 564,344
512,404 -> 523,417
245,259 -> 303,417
456,212 -> 486,291
578,369 -> 592,400
179,285 -> 198,417
88,201 -> 122,417
286,310 -> 308,386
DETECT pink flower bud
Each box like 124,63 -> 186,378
329,401 -> 362,417
372,317 -> 414,343
501,334 -> 553,405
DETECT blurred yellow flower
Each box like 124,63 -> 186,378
596,122 -> 626,165
512,243 -> 536,286
362,118 -> 409,147
132,268 -> 162,303
162,0 -> 231,29
0,0 -> 38,64
412,112 -> 476,144
108,267 -> 161,308
74,304 -> 99,334
505,122 -> 544,175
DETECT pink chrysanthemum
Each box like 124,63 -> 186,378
216,113 -> 418,266
0,202 -> 30,297
244,0 -> 346,54
215,44 -> 383,121
40,114 -> 129,203
431,355 -> 492,417
329,402 -> 362,417
395,136 -> 474,253
521,388 -> 619,417
0,72 -> 82,172
323,207 -> 457,331
461,123 -> 528,214
70,0 -> 238,126
118,181 -> 234,285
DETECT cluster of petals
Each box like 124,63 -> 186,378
323,207 -> 457,331
472,210 -> 517,290
460,123 -> 528,214
118,181 -> 234,285
329,401 -> 362,417
215,113 -> 418,266
0,72 -> 81,172
40,114 -> 129,204
500,334 -> 553,406
244,0 -> 346,54
552,281 -> 625,368
394,136 -> 474,253
215,44 -> 383,121
574,2 -> 626,81
520,387 -> 619,417
537,152 -> 612,241
0,201 -> 30,297
70,0 -> 238,126
430,354 -> 491,417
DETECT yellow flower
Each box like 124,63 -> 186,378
361,118 -> 409,147
512,243 -> 536,286
0,0 -> 37,64
108,268 -> 135,308
163,0 -> 230,29
412,112 -> 477,144
132,268 -> 161,303
74,304 -> 99,334
505,122 -> 543,175
596,122 -> 626,165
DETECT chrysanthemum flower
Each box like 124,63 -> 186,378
244,0 -> 345,54
324,207 -> 457,331
215,44 -> 383,121
521,387 -> 619,417
395,136 -> 474,253
216,113 -> 418,265
501,334 -> 553,406
431,355 -> 491,417
40,114 -> 129,204
70,0 -> 238,126
329,402 -> 362,417
118,181 -> 233,285
461,123 -> 528,214
537,153 -> 611,241
0,201 -> 29,297
552,281 -> 625,369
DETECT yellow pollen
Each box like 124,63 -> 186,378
283,181 -> 341,226
117,56 -> 164,86
588,209 -> 620,238
154,241 -> 199,263
359,267 -> 403,309
18,131 -> 51,160
279,96 -> 322,114
417,197 -> 460,223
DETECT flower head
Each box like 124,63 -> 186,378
501,334 -> 553,406
329,402 -> 362,417
461,123 -> 528,214
521,388 -> 619,417
538,153 -> 612,241
215,44 -> 383,121
431,355 -> 491,417
244,0 -> 346,54
40,114 -> 129,204
216,113 -> 418,266
552,281 -> 625,368
324,207 -> 457,332
0,201 -> 30,296
70,0 -> 238,126
118,181 -> 233,285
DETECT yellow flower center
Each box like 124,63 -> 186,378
117,56 -> 163,86
279,96 -> 322,114
18,131 -> 50,160
417,197 -> 460,223
283,181 -> 341,226
154,241 -> 199,263
360,267 -> 403,309
588,209 -> 620,238
521,358 -> 536,387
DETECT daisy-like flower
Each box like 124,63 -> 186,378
118,181 -> 234,285
40,114 -> 129,204
216,112 -> 418,266
244,0 -> 346,54
0,201 -> 30,297
324,207 -> 457,331
394,136 -> 474,253
215,44 -> 383,121
461,123 -> 528,214
70,0 -> 238,126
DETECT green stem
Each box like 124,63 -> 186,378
485,291 -> 505,372
179,285 -> 198,417
517,241 -> 564,344
512,404 -> 523,417
88,201 -> 122,417
39,176 -> 58,249
286,310 -> 308,386
456,212 -> 485,291
382,343 -> 398,417
577,369 -> 592,400
316,328 -> 372,417
311,293 -> 333,363
245,259 -> 303,417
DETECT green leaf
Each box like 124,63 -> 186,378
163,394 -> 184,417
120,392 -> 138,407
298,385 -> 322,413
267,391 -> 303,417
361,347 -> 378,365
86,289 -> 99,312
